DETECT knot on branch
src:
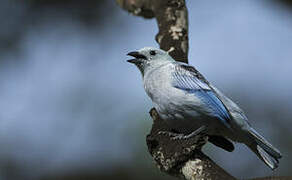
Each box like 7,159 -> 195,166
146,108 -> 208,177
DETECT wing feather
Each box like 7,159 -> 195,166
172,63 -> 231,126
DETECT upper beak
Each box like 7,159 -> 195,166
127,51 -> 147,64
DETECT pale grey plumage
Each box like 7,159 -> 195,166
127,47 -> 282,169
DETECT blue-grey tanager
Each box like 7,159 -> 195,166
127,47 -> 282,170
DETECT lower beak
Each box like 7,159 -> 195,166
127,59 -> 138,64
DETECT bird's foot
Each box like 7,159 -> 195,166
158,126 -> 207,140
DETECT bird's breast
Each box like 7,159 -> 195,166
143,65 -> 202,120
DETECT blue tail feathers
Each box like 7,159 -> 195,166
247,128 -> 282,170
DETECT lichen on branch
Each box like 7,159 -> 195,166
116,0 -> 188,63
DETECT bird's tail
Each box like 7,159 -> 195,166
246,127 -> 282,170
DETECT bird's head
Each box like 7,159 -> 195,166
127,47 -> 174,76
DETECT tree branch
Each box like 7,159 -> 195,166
117,0 -> 188,62
117,1 -> 236,179
147,108 -> 236,180
116,0 -> 237,179
117,1 -> 286,180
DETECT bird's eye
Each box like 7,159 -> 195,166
150,50 -> 156,56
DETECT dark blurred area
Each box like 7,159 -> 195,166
0,0 -> 291,180
276,0 -> 292,8
0,0 -> 112,55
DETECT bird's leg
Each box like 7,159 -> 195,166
158,126 -> 207,140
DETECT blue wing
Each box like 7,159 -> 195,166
172,64 -> 231,126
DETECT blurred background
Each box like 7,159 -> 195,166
0,0 -> 291,179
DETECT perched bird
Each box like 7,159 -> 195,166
127,47 -> 282,170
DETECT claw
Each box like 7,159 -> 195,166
158,131 -> 178,137
158,126 -> 207,140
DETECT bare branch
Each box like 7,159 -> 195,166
116,0 -> 237,179
116,0 -> 188,62
117,1 -> 287,179
148,108 -> 236,180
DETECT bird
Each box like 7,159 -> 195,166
127,47 -> 282,170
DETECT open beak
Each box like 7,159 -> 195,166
127,51 -> 147,64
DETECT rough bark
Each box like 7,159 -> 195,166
147,108 -> 236,180
116,0 -> 188,63
117,0 -> 287,180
